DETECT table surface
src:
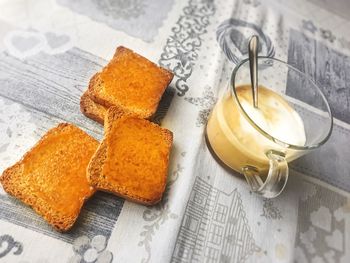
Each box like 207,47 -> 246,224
0,0 -> 350,262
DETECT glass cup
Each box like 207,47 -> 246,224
206,57 -> 333,198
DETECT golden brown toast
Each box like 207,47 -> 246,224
80,90 -> 108,125
88,46 -> 174,119
88,107 -> 173,205
0,123 -> 98,232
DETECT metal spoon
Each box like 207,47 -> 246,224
248,35 -> 259,108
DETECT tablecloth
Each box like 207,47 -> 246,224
0,0 -> 349,262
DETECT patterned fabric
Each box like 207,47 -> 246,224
0,0 -> 349,262
57,0 -> 174,42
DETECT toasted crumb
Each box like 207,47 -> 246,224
88,106 -> 173,205
0,123 -> 98,232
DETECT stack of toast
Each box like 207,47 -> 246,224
80,46 -> 173,124
0,46 -> 174,232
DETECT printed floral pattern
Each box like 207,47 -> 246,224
68,235 -> 113,263
57,0 -> 174,43
0,234 -> 23,258
300,19 -> 339,44
185,85 -> 217,127
242,0 -> 261,7
159,0 -> 216,96
301,20 -> 317,34
93,0 -> 145,19
320,29 -> 336,43
260,199 -> 282,220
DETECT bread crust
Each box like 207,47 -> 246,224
80,89 -> 107,124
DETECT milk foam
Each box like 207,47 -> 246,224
240,96 -> 306,146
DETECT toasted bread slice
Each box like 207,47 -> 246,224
80,90 -> 108,124
0,123 -> 98,232
88,46 -> 174,119
88,107 -> 173,205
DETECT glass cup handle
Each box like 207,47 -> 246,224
242,150 -> 288,198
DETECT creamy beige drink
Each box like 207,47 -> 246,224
206,85 -> 306,174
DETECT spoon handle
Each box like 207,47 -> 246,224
249,35 -> 259,108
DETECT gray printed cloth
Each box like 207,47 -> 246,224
0,0 -> 349,262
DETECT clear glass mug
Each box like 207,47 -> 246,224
206,57 -> 333,198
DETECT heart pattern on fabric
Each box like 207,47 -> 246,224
3,30 -> 73,59
310,206 -> 332,232
12,35 -> 41,52
44,32 -> 72,54
4,30 -> 47,59
325,229 -> 343,252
